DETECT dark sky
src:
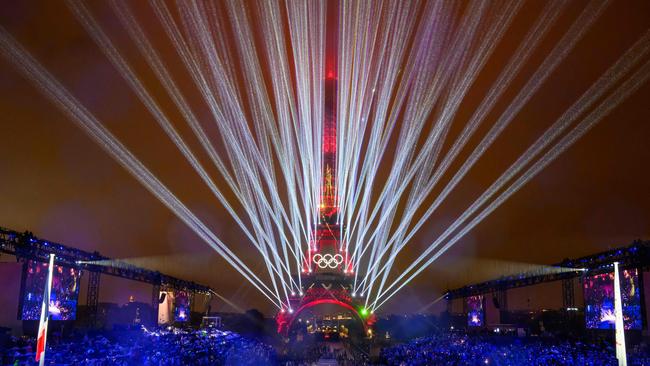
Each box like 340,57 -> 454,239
1,1 -> 649,316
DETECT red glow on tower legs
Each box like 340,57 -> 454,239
326,70 -> 336,79
277,298 -> 370,334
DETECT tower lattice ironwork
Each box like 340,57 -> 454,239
276,71 -> 375,337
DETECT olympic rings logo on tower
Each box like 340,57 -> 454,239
312,253 -> 343,269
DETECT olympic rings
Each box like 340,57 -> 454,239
312,253 -> 344,269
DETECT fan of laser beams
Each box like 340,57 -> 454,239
0,0 -> 648,311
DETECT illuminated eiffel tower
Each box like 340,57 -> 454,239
275,17 -> 375,336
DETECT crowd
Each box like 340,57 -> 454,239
381,332 -> 650,366
328,347 -> 370,366
1,327 -> 275,366
280,343 -> 369,366
5,326 -> 650,365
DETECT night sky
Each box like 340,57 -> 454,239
1,1 -> 649,316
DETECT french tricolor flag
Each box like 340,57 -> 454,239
35,254 -> 55,366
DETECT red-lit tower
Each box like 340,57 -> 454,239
276,5 -> 374,336
302,73 -> 352,275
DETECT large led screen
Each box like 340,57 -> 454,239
20,260 -> 81,321
584,269 -> 642,330
467,295 -> 484,327
174,290 -> 190,322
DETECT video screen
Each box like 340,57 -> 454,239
584,268 -> 642,330
174,290 -> 190,322
467,295 -> 484,327
20,260 -> 81,321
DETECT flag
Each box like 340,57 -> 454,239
35,254 -> 55,365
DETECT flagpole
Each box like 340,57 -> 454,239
614,261 -> 627,366
36,254 -> 55,366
